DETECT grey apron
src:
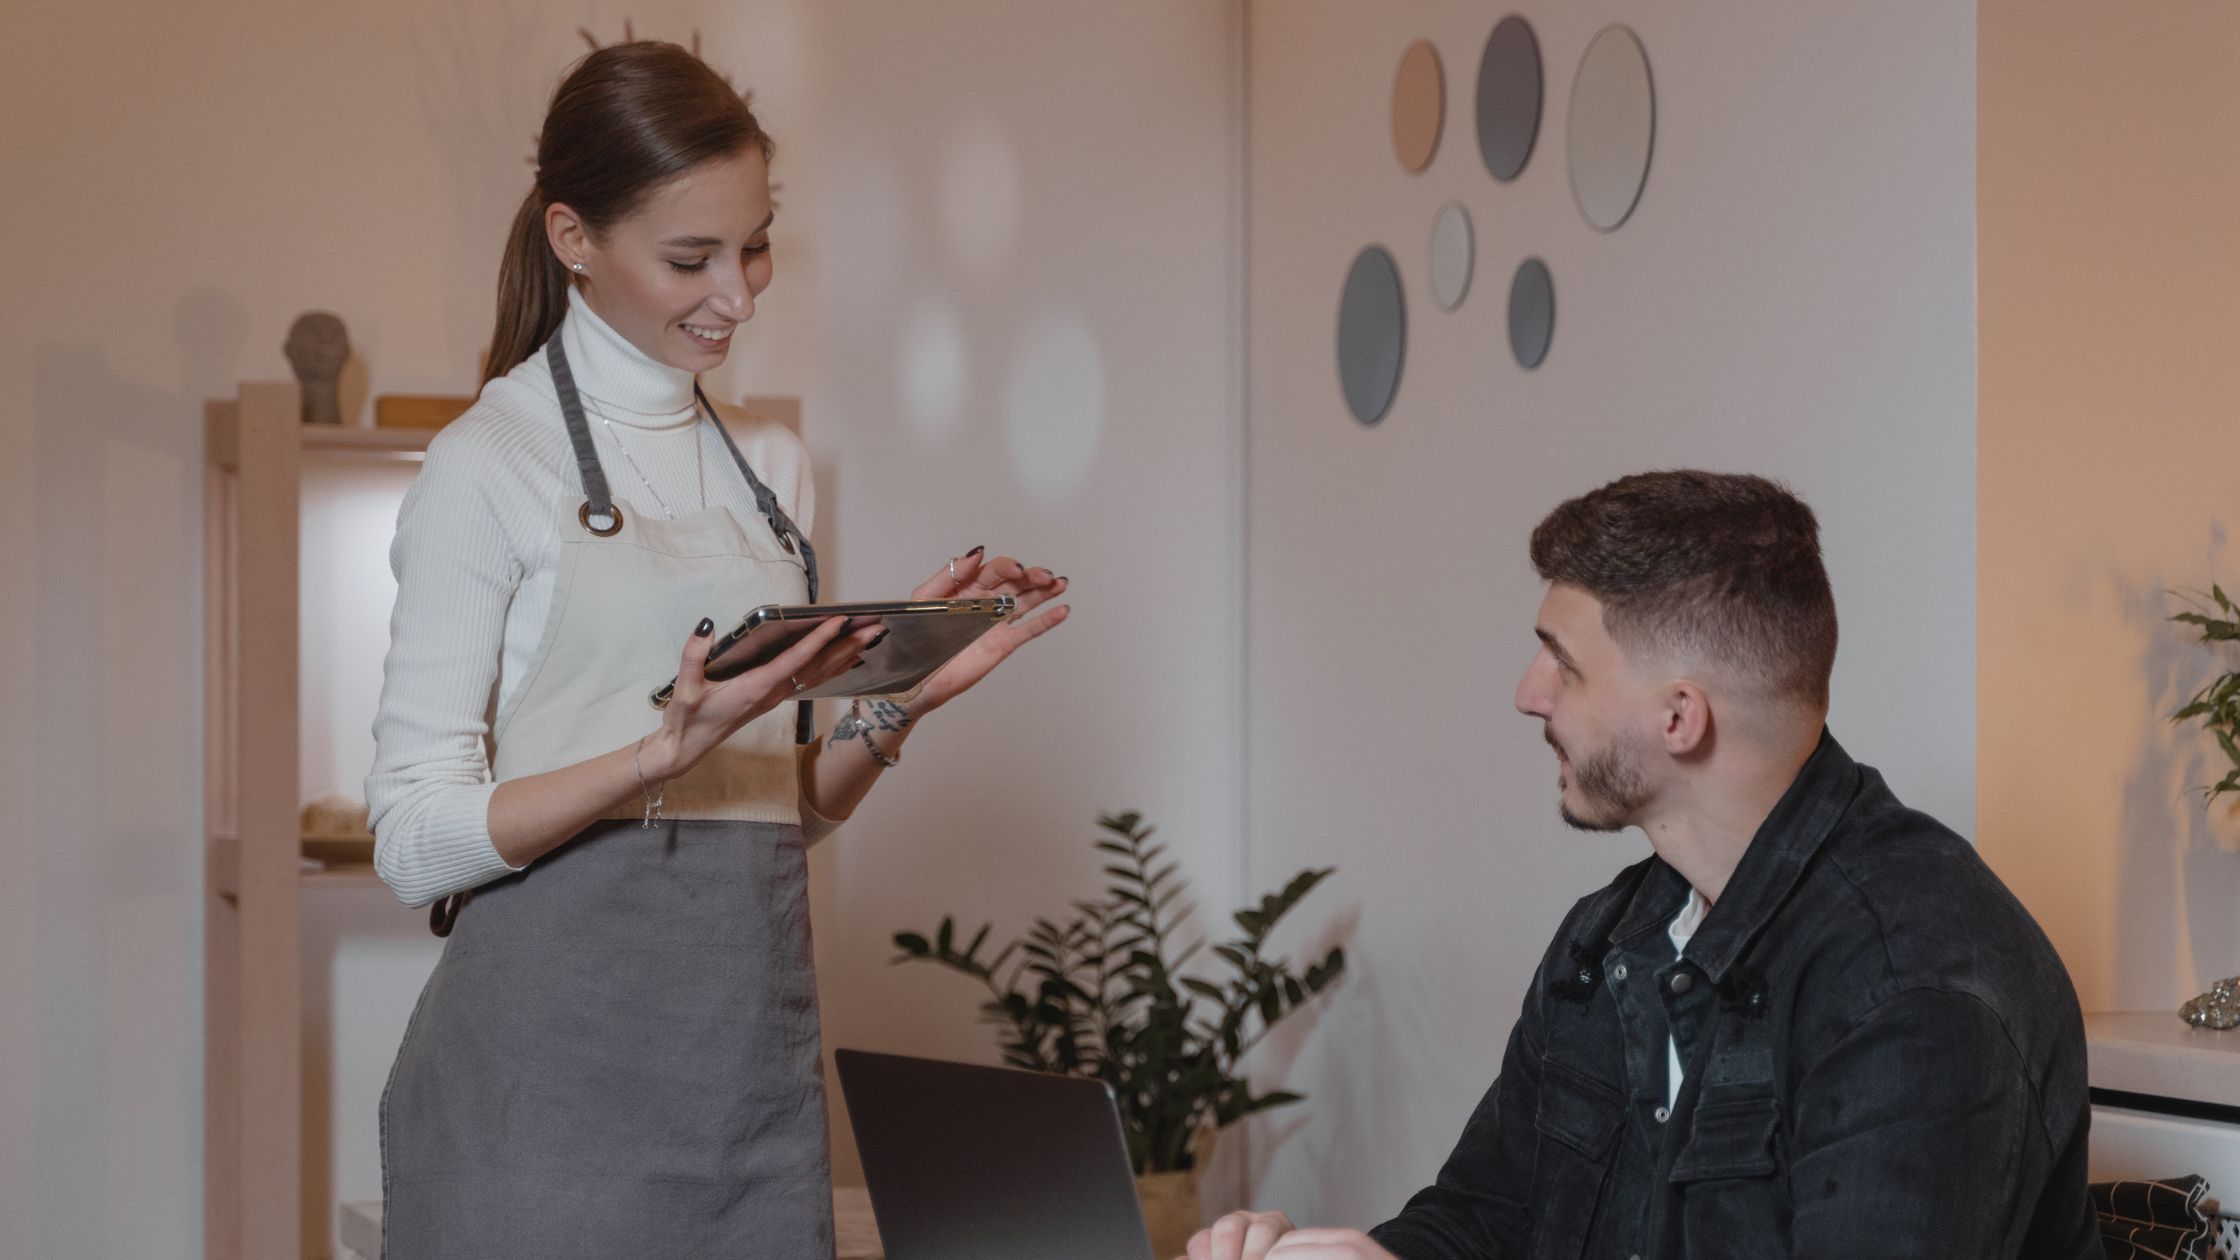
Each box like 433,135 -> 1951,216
381,339 -> 832,1258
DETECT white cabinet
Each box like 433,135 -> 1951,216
2087,1011 -> 2240,1256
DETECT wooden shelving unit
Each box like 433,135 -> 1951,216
203,384 -> 437,1260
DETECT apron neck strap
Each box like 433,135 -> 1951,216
546,339 -> 622,535
694,383 -> 819,603
696,384 -> 822,747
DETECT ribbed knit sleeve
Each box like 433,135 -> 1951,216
365,421 -> 528,906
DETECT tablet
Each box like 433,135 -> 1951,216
651,597 -> 1016,708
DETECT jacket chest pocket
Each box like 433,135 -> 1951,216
1529,1059 -> 1625,1260
1668,1083 -> 1787,1254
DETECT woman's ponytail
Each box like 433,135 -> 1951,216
483,188 -> 571,386
479,42 -> 773,388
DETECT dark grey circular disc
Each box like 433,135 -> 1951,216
1508,257 -> 1554,369
1475,15 -> 1542,182
1337,246 -> 1406,424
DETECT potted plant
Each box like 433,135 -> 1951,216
892,811 -> 1346,1255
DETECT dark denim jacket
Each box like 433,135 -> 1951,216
1368,732 -> 2099,1260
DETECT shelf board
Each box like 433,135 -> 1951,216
301,425 -> 435,456
2086,1010 -> 2240,1109
299,864 -> 387,891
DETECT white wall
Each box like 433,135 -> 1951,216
1240,0 -> 1977,1226
787,0 -> 1246,1191
0,1 -> 1243,1254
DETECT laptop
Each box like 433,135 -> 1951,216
834,1048 -> 1157,1260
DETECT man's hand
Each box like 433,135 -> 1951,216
1182,1211 -> 1398,1260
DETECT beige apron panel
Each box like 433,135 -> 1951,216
491,491 -> 810,822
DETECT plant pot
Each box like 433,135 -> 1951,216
1135,1168 -> 1202,1260
1135,1124 -> 1219,1258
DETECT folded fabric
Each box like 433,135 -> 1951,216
2092,1174 -> 2213,1260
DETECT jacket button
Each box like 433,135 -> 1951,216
1611,963 -> 1628,982
1654,1106 -> 1670,1124
1669,972 -> 1694,995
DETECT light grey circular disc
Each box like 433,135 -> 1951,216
1508,257 -> 1554,369
1567,25 -> 1655,231
1475,15 -> 1542,182
1337,246 -> 1406,425
1428,203 -> 1474,310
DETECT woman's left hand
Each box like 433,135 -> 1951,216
906,548 -> 1070,713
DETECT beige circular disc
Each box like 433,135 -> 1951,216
1391,40 -> 1445,173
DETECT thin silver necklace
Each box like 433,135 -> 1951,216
583,393 -> 705,520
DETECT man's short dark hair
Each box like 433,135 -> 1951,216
1529,470 -> 1837,709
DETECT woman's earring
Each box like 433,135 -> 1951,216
570,261 -> 586,273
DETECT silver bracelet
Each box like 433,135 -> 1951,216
633,735 -> 666,828
832,698 -> 907,769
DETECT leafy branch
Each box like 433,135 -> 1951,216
892,811 -> 1346,1174
2170,584 -> 2240,802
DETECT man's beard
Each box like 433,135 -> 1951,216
1547,727 -> 1650,833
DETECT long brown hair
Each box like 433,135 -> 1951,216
483,41 -> 775,386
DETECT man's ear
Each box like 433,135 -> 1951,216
1661,680 -> 1711,756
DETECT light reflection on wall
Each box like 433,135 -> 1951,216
1003,308 -> 1106,504
897,294 -> 966,446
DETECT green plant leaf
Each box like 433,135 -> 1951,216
1245,1090 -> 1304,1114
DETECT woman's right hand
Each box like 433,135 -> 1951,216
640,614 -> 881,781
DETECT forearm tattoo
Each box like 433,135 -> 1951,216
829,698 -> 913,748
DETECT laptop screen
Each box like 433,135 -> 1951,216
835,1049 -> 1156,1260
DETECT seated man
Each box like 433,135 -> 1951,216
1189,471 -> 2097,1260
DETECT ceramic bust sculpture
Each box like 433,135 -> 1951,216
284,311 -> 351,425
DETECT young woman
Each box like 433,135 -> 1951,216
366,41 -> 1068,1256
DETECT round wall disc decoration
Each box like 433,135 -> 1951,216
1337,245 -> 1406,424
1508,257 -> 1554,369
1428,202 -> 1474,310
1474,15 -> 1542,182
1391,40 -> 1446,173
1566,24 -> 1656,231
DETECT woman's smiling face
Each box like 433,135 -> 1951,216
549,146 -> 775,373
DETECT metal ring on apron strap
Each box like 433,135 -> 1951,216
577,500 -> 624,537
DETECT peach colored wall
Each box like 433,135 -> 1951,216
1978,4 -> 2240,1016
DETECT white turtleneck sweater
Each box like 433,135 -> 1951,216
366,289 -> 830,906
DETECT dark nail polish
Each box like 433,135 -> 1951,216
868,629 -> 891,650
966,544 -> 985,558
694,618 -> 714,637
